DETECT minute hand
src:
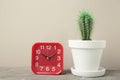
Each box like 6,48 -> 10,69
48,53 -> 56,59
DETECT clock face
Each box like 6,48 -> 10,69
31,42 -> 63,75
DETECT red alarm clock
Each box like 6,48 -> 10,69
31,42 -> 63,75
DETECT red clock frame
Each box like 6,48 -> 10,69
31,42 -> 63,75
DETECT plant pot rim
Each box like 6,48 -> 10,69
68,40 -> 106,49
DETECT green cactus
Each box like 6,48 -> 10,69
78,11 -> 94,40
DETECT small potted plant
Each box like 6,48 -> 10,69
68,11 -> 106,77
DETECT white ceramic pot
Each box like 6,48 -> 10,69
68,40 -> 106,72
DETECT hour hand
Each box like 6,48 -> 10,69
41,53 -> 55,60
41,53 -> 50,60
41,53 -> 48,59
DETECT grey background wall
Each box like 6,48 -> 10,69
0,0 -> 120,69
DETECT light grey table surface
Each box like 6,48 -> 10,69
0,67 -> 120,80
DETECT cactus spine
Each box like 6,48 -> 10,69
78,11 -> 94,40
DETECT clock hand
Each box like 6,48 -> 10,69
41,53 -> 47,57
47,53 -> 56,60
48,53 -> 56,58
41,53 -> 49,59
41,53 -> 50,60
